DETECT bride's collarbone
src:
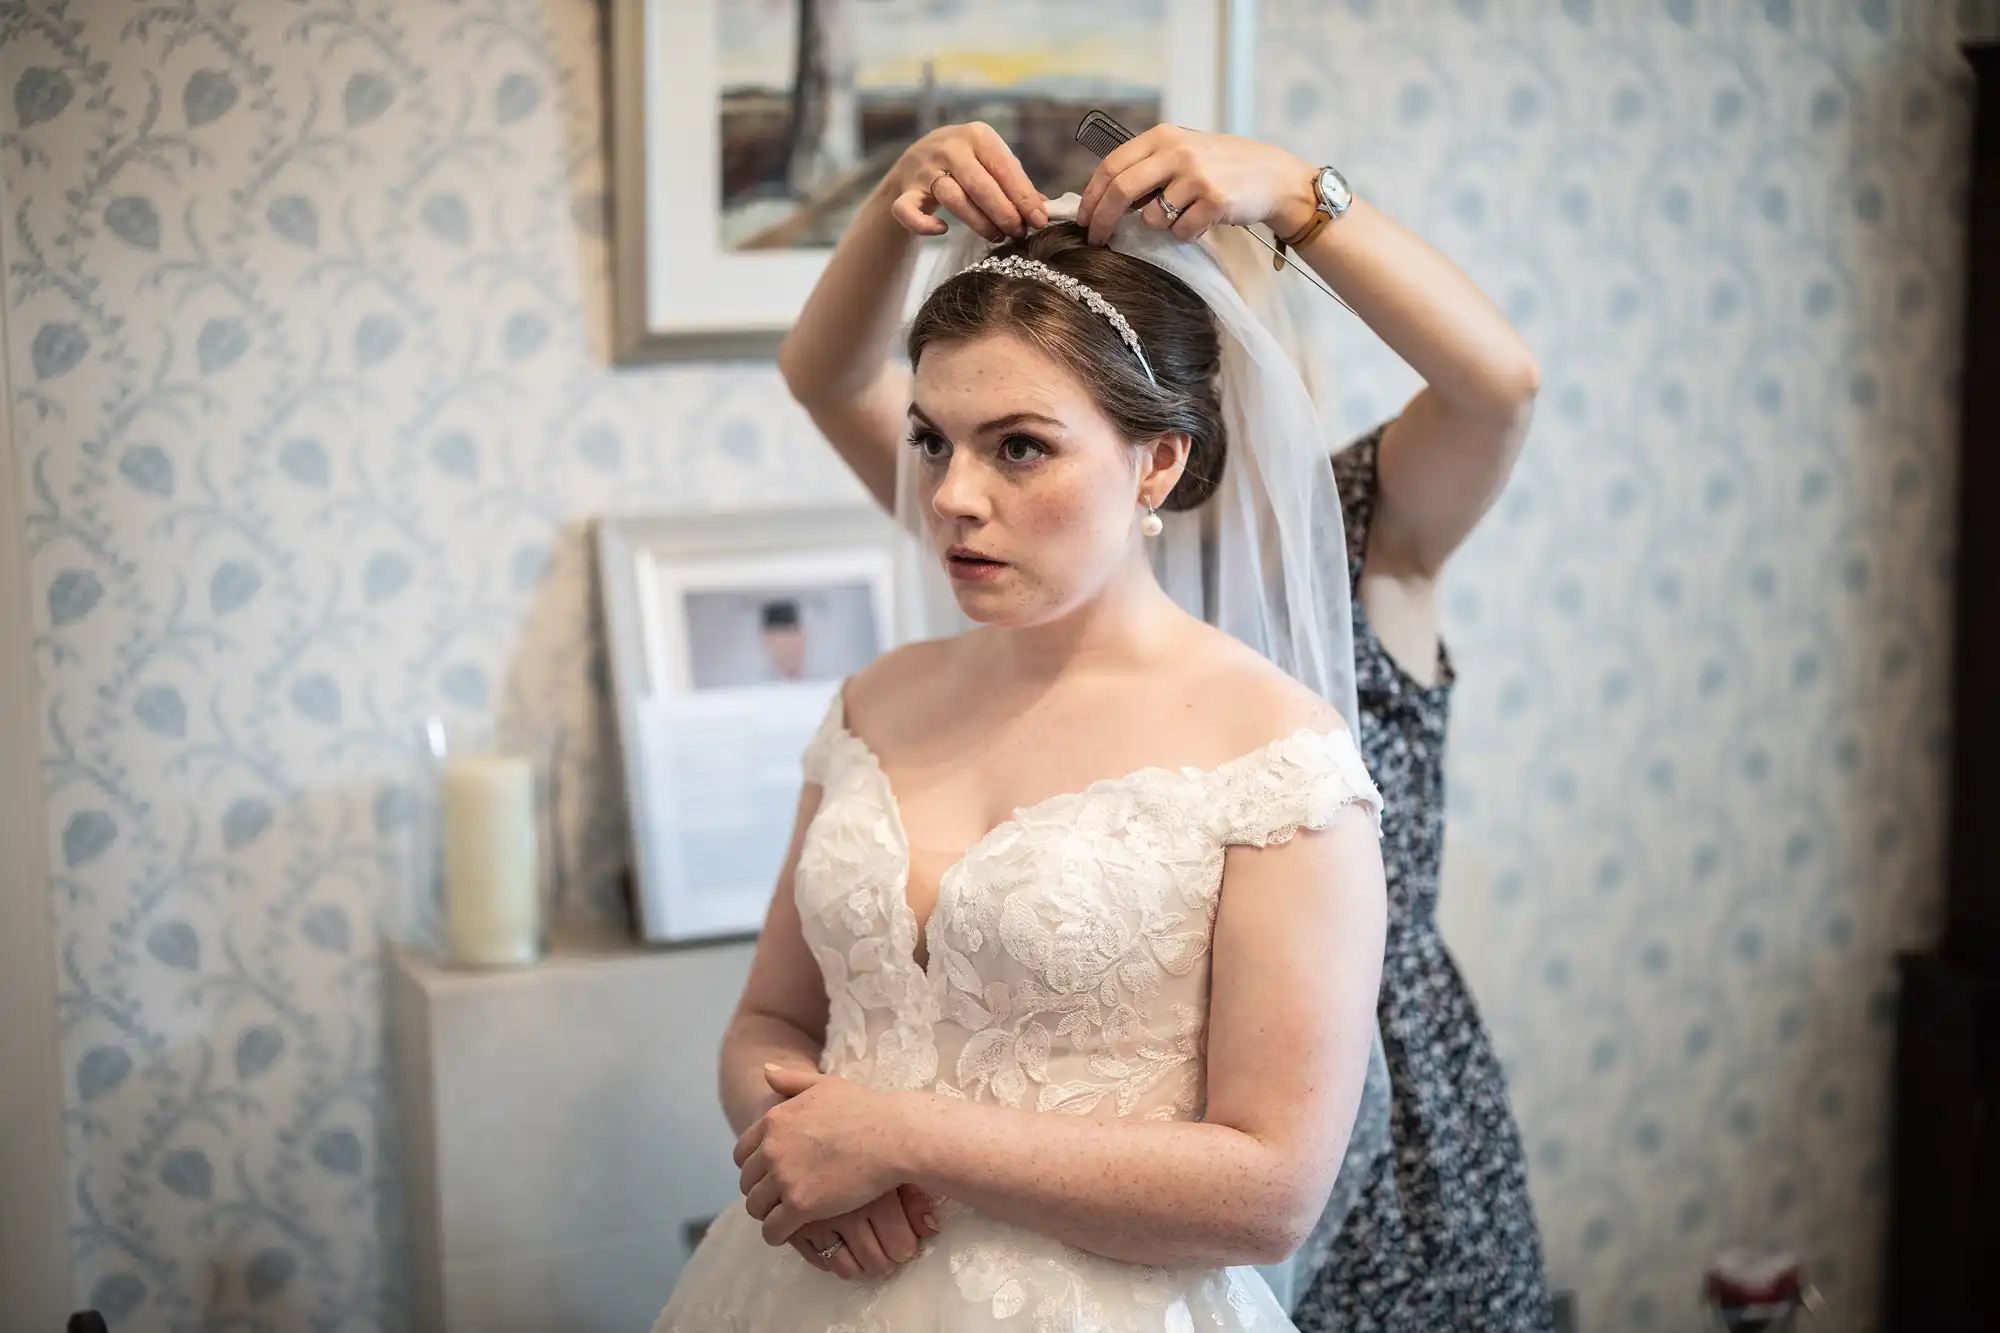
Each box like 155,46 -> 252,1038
880,724 -> 1182,848
855,659 -> 1304,837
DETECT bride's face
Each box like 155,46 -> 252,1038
908,333 -> 1151,626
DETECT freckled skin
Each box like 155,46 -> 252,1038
908,333 -> 1153,627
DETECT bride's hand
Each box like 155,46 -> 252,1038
788,1184 -> 940,1279
736,1066 -> 911,1246
1075,125 -> 1316,247
885,122 -> 1048,243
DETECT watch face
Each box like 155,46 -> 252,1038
1317,166 -> 1353,213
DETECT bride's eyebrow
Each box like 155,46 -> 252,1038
907,404 -> 1064,435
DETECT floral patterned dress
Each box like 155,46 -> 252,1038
1291,428 -> 1555,1333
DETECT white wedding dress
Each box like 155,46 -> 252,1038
654,694 -> 1383,1333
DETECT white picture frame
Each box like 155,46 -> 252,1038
597,508 -> 898,944
607,0 -> 1258,362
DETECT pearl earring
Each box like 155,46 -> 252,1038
1140,504 -> 1164,538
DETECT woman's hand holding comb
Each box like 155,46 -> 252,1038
1076,125 -> 1316,247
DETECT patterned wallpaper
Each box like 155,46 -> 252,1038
1267,3 -> 1981,1330
1,0 -> 1984,1329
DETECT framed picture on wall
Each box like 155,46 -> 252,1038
607,0 -> 1258,363
597,508 -> 898,944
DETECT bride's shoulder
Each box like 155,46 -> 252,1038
841,633 -> 969,732
1172,630 -> 1379,840
1178,623 -> 1349,754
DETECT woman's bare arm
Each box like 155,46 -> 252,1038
718,785 -> 831,1137
774,184 -> 917,511
1278,193 -> 1538,578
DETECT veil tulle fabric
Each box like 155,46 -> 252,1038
891,194 -> 1392,1291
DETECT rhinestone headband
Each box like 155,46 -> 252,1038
956,255 -> 1155,384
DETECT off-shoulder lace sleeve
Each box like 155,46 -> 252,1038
800,688 -> 849,788
1210,729 -> 1384,847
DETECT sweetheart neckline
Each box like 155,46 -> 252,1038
828,701 -> 1352,974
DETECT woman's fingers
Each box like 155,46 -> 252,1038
993,170 -> 1049,231
788,1194 -> 930,1281
1169,194 -> 1225,244
946,152 -> 1028,237
736,1145 -> 770,1198
824,1235 -> 864,1281
889,123 -> 1047,241
794,1229 -> 862,1280
744,1172 -> 783,1222
866,1191 -> 922,1263
762,1199 -> 805,1247
898,1183 -> 941,1239
732,1117 -> 767,1169
930,173 -> 1003,242
968,123 -> 1047,229
839,1217 -> 896,1277
1089,154 -> 1179,245
1078,126 -> 1167,227
789,1236 -> 829,1272
888,187 -> 948,236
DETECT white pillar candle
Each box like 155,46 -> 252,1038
440,754 -> 541,966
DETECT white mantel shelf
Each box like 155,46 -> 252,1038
389,938 -> 755,1332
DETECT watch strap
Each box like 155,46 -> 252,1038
1272,166 -> 1345,270
1273,208 -> 1332,271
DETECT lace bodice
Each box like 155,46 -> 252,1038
655,694 -> 1385,1332
793,694 -> 1384,1122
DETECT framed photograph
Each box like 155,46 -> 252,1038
608,0 -> 1258,362
598,508 -> 898,944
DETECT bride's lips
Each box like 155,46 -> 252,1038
945,546 -> 1007,581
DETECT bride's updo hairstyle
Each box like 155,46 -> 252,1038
908,222 -> 1228,511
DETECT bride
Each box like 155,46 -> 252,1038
654,122 -> 1388,1332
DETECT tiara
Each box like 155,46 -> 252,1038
955,255 -> 1156,384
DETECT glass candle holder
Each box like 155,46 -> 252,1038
406,716 -> 561,969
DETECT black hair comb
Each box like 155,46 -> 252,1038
1074,110 -> 1164,212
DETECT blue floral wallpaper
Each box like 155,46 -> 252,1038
3,0 -> 1989,1329
1270,2 -> 1988,1327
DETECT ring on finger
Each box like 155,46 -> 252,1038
1159,196 -> 1184,222
816,1236 -> 847,1262
930,167 -> 954,193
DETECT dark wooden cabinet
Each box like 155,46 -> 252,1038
1885,955 -> 2000,1332
1884,41 -> 2000,1333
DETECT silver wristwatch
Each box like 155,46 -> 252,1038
1314,165 -> 1354,221
1274,165 -> 1354,269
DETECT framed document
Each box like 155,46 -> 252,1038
607,0 -> 1256,362
597,508 -> 897,943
